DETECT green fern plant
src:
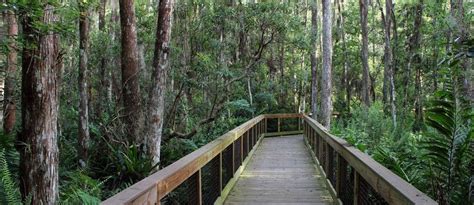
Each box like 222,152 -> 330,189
60,170 -> 104,204
0,149 -> 21,205
422,73 -> 473,204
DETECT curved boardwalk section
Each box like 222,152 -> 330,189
224,135 -> 333,205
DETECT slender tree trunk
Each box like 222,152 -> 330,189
321,0 -> 332,128
147,0 -> 174,165
247,77 -> 253,106
310,0 -> 319,119
337,0 -> 350,113
359,0 -> 371,107
380,0 -> 397,127
3,6 -> 17,134
78,2 -> 90,166
410,2 -> 423,131
111,1 -> 120,104
119,0 -> 142,144
97,0 -> 110,118
279,41 -> 285,105
18,4 -> 60,203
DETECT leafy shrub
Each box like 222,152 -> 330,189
332,102 -> 396,153
60,170 -> 103,204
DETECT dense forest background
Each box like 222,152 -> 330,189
0,0 -> 472,204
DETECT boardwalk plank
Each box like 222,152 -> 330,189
224,135 -> 333,205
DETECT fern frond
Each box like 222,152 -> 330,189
0,149 -> 21,205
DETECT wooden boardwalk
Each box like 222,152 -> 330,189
103,114 -> 436,205
224,135 -> 333,205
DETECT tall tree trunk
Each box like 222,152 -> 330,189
310,0 -> 319,119
97,0 -> 110,118
78,2 -> 90,166
279,41 -> 285,105
380,0 -> 397,127
147,0 -> 174,165
337,0 -> 350,113
450,0 -> 472,102
111,0 -> 120,104
18,4 -> 60,203
410,2 -> 423,131
119,0 -> 142,144
359,0 -> 371,107
3,5 -> 17,134
321,0 -> 332,128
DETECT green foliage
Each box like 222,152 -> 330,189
0,149 -> 20,205
60,171 -> 103,205
162,138 -> 198,166
227,99 -> 255,115
332,102 -> 396,153
422,75 -> 472,204
88,138 -> 157,198
2,0 -> 471,202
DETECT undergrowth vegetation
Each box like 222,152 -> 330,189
332,62 -> 473,204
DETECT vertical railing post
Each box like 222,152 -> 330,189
336,154 -> 343,196
245,131 -> 254,153
264,117 -> 267,133
325,143 -> 330,174
231,141 -> 235,174
354,171 -> 360,205
277,118 -> 281,133
191,170 -> 202,205
219,153 -> 223,193
253,127 -> 256,147
318,137 -> 323,162
198,170 -> 202,205
303,120 -> 306,137
298,117 -> 300,131
303,121 -> 306,139
240,135 -> 243,164
253,124 -> 257,146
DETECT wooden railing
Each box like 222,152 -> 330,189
102,113 -> 436,205
302,115 -> 437,205
101,114 -> 300,205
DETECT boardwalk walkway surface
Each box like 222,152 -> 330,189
224,135 -> 333,205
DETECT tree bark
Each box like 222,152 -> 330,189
147,0 -> 174,165
18,4 -> 60,203
359,0 -> 371,107
380,0 -> 397,127
410,2 -> 423,131
450,0 -> 472,102
119,0 -> 142,143
279,40 -> 285,105
78,1 -> 90,166
321,0 -> 332,128
310,0 -> 319,120
3,5 -> 17,134
97,0 -> 110,118
337,0 -> 350,113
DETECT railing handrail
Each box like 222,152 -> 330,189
303,115 -> 436,205
102,115 -> 265,204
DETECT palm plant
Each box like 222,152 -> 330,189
422,66 -> 473,204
